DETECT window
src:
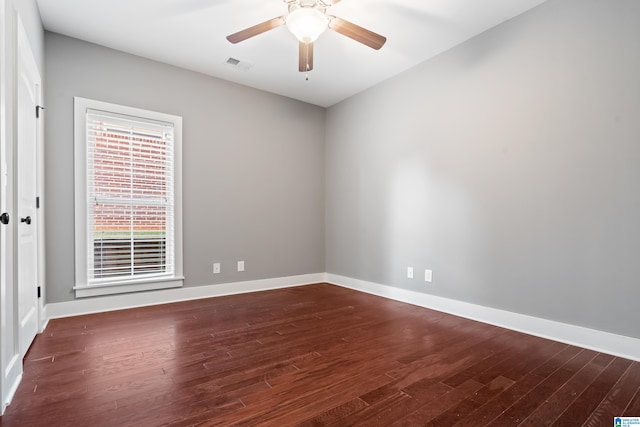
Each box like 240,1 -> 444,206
74,97 -> 183,297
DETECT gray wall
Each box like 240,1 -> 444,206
44,32 -> 325,303
326,0 -> 640,339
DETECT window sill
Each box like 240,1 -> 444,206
74,277 -> 184,298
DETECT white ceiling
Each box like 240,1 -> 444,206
36,0 -> 548,107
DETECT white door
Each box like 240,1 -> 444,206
16,20 -> 40,358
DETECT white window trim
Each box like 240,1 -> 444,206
74,97 -> 183,298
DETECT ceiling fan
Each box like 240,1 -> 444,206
226,0 -> 387,73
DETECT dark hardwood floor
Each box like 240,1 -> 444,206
1,283 -> 638,426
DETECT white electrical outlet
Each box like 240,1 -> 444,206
237,261 -> 245,272
425,269 -> 433,283
213,263 -> 220,274
407,267 -> 414,279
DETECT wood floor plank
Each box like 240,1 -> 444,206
297,397 -> 369,426
489,347 -> 593,425
0,283 -> 637,427
385,327 -> 514,385
452,371 -> 547,426
391,379 -> 485,426
552,356 -> 633,426
327,389 -> 414,426
425,375 -> 515,426
584,362 -> 640,426
624,388 -> 640,417
518,350 -> 606,426
318,377 -> 453,426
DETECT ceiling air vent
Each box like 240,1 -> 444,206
225,57 -> 254,71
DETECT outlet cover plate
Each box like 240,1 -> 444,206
425,269 -> 433,282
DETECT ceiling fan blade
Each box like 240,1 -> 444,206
328,16 -> 386,50
226,17 -> 285,44
299,42 -> 314,72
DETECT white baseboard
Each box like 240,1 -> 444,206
326,273 -> 640,362
39,312 -> 49,334
1,355 -> 22,416
45,273 -> 325,319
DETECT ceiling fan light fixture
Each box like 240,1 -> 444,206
226,0 -> 386,74
286,6 -> 328,43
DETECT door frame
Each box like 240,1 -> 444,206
1,1 -> 22,415
15,13 -> 42,357
0,5 -> 45,414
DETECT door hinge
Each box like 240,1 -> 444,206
36,105 -> 45,118
37,286 -> 41,298
36,196 -> 40,209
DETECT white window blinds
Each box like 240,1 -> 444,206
86,109 -> 175,284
